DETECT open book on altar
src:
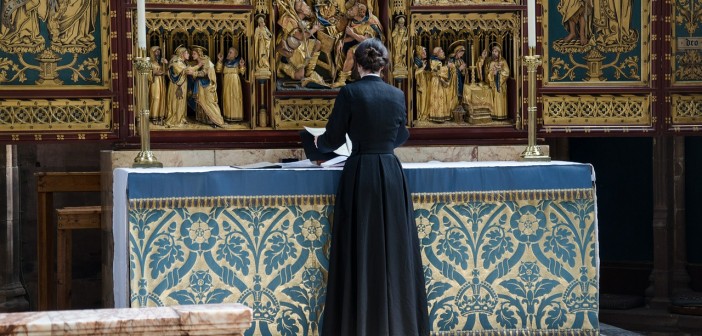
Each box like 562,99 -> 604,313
300,127 -> 352,167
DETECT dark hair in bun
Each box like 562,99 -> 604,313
353,38 -> 389,73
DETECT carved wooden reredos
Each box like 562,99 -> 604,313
0,0 -> 698,144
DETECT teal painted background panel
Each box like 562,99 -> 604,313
547,0 -> 643,83
0,0 -> 105,87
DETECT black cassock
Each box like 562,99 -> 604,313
318,76 -> 429,336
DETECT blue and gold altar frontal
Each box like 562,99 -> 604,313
115,162 -> 599,335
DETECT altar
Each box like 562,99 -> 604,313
110,161 -> 599,335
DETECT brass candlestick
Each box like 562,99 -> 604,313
132,47 -> 163,168
520,47 -> 550,162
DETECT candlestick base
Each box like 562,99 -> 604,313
520,145 -> 551,161
133,151 -> 164,168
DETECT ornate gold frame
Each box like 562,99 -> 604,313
0,99 -> 113,131
131,11 -> 254,132
411,0 -> 519,6
273,98 -> 335,130
409,12 -> 522,125
542,94 -> 652,128
671,94 -> 702,124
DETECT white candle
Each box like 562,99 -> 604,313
470,45 -> 474,66
137,0 -> 146,50
527,0 -> 536,48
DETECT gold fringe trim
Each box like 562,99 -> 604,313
413,188 -> 594,204
129,194 -> 335,210
129,188 -> 594,210
431,328 -> 599,336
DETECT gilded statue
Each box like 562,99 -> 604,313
462,47 -> 494,124
486,44 -> 509,120
475,48 -> 489,84
427,46 -> 453,123
148,46 -> 168,125
0,0 -> 46,52
391,16 -> 408,77
165,46 -> 195,127
331,1 -> 382,88
447,43 -> 466,109
275,0 -> 325,87
413,45 -> 429,121
254,16 -> 272,77
216,47 -> 246,122
189,46 -> 225,128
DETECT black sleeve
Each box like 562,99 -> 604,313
317,87 -> 351,153
394,92 -> 409,147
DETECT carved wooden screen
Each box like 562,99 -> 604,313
0,0 -> 697,143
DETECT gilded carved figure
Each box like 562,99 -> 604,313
165,46 -> 195,127
189,46 -> 226,128
476,48 -> 489,84
413,45 -> 429,120
216,46 -> 246,122
391,16 -> 408,77
148,46 -> 168,125
462,47 -> 494,124
427,46 -> 453,123
331,1 -> 382,88
254,16 -> 272,77
275,0 -> 325,87
486,45 -> 509,120
448,43 -> 466,109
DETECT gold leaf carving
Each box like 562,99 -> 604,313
273,98 -> 335,129
543,95 -> 651,126
0,99 -> 112,131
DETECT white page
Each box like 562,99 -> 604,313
304,126 -> 352,156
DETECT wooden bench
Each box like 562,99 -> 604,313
56,205 -> 102,309
35,172 -> 101,310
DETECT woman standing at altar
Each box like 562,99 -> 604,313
316,38 -> 429,336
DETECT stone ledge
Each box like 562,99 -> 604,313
0,303 -> 252,336
103,145 -> 548,170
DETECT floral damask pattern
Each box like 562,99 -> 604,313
129,192 -> 598,335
